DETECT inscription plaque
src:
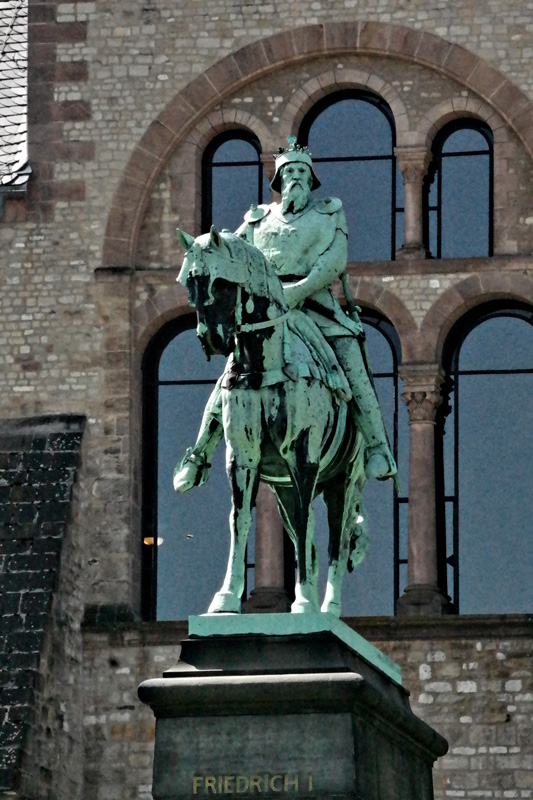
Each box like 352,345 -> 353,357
153,713 -> 354,800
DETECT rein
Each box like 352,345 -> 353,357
234,283 -> 290,333
237,309 -> 291,333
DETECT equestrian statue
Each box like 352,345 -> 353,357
173,137 -> 398,616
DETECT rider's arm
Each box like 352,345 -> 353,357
283,211 -> 348,308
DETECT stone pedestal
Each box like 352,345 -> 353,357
138,614 -> 448,800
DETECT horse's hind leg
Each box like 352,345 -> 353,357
276,451 -> 321,613
320,477 -> 350,617
208,463 -> 259,613
271,483 -> 319,613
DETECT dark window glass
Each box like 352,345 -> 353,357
293,312 -> 407,616
142,317 -> 238,621
202,132 -> 269,233
143,312 -> 407,620
438,304 -> 533,613
425,121 -> 493,259
299,92 -> 401,262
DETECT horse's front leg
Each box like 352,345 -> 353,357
283,455 -> 321,614
208,461 -> 259,613
208,387 -> 261,614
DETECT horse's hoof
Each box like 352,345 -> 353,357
321,600 -> 341,617
173,448 -> 210,493
173,463 -> 197,493
290,599 -> 317,614
207,591 -> 241,614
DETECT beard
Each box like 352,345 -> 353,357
281,180 -> 311,214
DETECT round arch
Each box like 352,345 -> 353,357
419,97 -> 507,151
277,68 -> 411,144
419,272 -> 533,364
133,285 -> 192,354
102,21 -> 533,269
347,276 -> 418,362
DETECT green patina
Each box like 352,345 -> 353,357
188,611 -> 402,685
173,139 -> 398,617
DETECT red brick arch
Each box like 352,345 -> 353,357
102,21 -> 533,269
419,272 -> 533,364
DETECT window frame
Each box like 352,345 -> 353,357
436,300 -> 533,612
298,90 -> 401,261
424,119 -> 494,259
359,311 -> 405,607
201,130 -> 265,233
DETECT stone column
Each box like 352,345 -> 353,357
396,366 -> 451,616
242,481 -> 290,613
394,146 -> 431,260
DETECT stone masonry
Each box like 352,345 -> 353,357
0,0 -> 532,797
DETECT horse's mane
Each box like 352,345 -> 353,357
218,230 -> 287,309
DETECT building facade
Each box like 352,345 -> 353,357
0,0 -> 532,798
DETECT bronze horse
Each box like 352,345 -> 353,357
176,226 -> 369,616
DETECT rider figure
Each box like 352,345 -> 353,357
174,138 -> 397,491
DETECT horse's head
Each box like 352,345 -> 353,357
176,226 -> 241,357
177,226 -> 287,359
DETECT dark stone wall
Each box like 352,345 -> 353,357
0,415 -> 85,798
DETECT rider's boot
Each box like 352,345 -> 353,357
173,381 -> 224,492
333,337 -> 398,484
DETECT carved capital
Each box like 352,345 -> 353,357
394,146 -> 431,184
400,364 -> 444,423
401,389 -> 442,423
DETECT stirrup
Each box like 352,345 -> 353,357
174,447 -> 211,487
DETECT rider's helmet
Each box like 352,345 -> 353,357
270,135 -> 321,193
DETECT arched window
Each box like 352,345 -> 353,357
437,303 -> 533,613
315,310 -> 409,616
298,91 -> 403,262
202,131 -> 269,233
142,312 -> 407,620
141,316 -> 254,621
424,120 -> 493,259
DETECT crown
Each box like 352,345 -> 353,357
270,135 -> 321,191
274,134 -> 312,160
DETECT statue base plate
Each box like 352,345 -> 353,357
138,616 -> 447,800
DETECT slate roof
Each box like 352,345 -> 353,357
0,415 -> 85,794
0,0 -> 29,187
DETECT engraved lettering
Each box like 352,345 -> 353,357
284,774 -> 299,792
192,772 -> 309,794
270,774 -> 283,792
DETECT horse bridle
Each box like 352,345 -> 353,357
234,279 -> 291,334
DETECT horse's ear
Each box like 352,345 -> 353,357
210,225 -> 221,249
176,229 -> 195,251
